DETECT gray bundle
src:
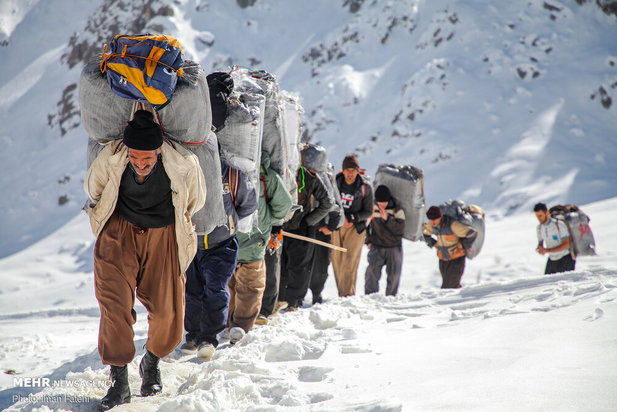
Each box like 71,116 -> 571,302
80,59 -> 212,144
439,199 -> 486,260
216,92 -> 265,194
301,143 -> 328,173
374,164 -> 426,241
181,131 -> 226,235
80,57 -> 225,232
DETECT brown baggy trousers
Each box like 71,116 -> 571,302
331,225 -> 366,297
228,259 -> 266,333
94,213 -> 185,366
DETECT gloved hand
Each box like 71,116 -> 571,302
206,72 -> 234,97
267,226 -> 283,254
206,72 -> 234,131
423,234 -> 437,249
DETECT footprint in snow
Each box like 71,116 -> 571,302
297,366 -> 334,382
584,307 -> 604,321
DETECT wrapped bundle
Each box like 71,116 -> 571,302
216,92 -> 265,193
80,56 -> 225,232
80,59 -> 133,143
439,199 -> 486,260
374,164 -> 425,241
181,131 -> 226,235
301,143 -> 328,173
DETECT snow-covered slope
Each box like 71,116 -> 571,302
0,197 -> 616,411
0,0 -> 616,258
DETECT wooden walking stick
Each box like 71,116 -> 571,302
281,230 -> 348,253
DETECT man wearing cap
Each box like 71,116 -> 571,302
84,110 -> 206,410
364,185 -> 406,296
423,205 -> 477,289
331,154 -> 374,297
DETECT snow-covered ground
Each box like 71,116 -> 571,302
0,197 -> 615,411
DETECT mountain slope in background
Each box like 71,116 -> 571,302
0,0 -> 616,258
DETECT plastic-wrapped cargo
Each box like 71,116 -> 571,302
318,163 -> 344,230
228,68 -> 301,207
156,61 -> 212,144
374,164 -> 425,241
181,131 -> 225,235
301,143 -> 328,173
80,58 -> 212,144
279,90 -> 302,202
80,56 -> 225,232
80,59 -> 133,143
216,92 -> 264,194
549,205 -> 596,258
439,199 -> 486,260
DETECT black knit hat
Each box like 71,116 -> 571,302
123,110 -> 163,150
426,206 -> 442,220
375,185 -> 392,203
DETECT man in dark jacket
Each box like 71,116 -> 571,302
307,165 -> 344,304
331,154 -> 374,297
279,162 -> 333,310
364,185 -> 406,296
181,160 -> 257,359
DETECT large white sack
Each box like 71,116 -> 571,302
439,200 -> 486,260
216,92 -> 264,193
157,61 -> 212,144
80,59 -> 133,143
80,59 -> 211,144
178,131 -> 226,235
374,164 -> 425,241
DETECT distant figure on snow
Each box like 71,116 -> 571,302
423,205 -> 477,289
533,202 -> 575,274
364,185 -> 406,296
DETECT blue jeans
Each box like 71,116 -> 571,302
184,236 -> 238,346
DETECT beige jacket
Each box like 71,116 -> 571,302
84,140 -> 206,274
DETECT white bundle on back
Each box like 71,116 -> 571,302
374,164 -> 426,241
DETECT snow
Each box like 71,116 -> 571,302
0,197 -> 616,411
0,0 -> 616,410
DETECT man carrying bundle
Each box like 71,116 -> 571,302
84,110 -> 206,410
364,185 -> 406,296
423,205 -> 477,289
331,154 -> 374,297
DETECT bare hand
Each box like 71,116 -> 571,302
319,226 -> 332,235
343,217 -> 353,228
536,245 -> 547,255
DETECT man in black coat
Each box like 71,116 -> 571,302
364,185 -> 405,296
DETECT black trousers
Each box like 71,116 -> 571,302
280,226 -> 316,307
545,254 -> 576,274
308,231 -> 332,302
260,245 -> 282,317
439,256 -> 466,289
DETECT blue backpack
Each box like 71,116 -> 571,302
99,34 -> 184,108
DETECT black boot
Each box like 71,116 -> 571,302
100,365 -> 130,410
139,350 -> 162,396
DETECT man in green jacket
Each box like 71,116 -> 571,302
227,152 -> 292,343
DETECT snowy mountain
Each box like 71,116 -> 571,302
0,0 -> 616,258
